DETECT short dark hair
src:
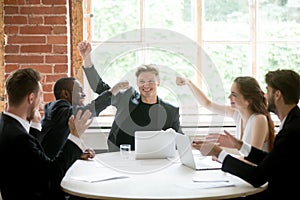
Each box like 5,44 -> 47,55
53,77 -> 76,100
265,69 -> 300,104
6,68 -> 41,106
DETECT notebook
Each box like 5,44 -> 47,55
175,133 -> 222,170
134,129 -> 177,159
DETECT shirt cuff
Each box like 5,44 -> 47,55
217,150 -> 228,163
68,134 -> 86,152
239,142 -> 251,157
30,122 -> 42,131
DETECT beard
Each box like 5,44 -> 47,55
27,103 -> 41,122
267,94 -> 277,115
27,109 -> 35,122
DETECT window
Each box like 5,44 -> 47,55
83,0 -> 300,124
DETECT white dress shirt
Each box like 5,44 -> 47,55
218,115 -> 288,163
4,111 -> 86,152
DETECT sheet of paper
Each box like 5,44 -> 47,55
70,165 -> 128,183
71,174 -> 128,183
176,181 -> 235,189
191,174 -> 235,188
192,176 -> 230,183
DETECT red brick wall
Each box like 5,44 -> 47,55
3,0 -> 69,105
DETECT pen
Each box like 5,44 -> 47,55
193,180 -> 230,182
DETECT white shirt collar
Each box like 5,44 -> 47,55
278,116 -> 287,131
4,111 -> 30,133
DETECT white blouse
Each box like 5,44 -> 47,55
233,111 -> 269,152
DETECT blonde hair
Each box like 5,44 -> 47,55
135,64 -> 160,79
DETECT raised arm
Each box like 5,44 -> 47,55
78,41 -> 111,94
176,76 -> 234,117
77,40 -> 93,68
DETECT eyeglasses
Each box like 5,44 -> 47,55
138,79 -> 156,85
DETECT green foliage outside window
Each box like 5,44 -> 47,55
87,0 -> 300,110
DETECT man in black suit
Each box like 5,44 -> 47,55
78,41 -> 183,152
192,69 -> 300,199
41,56 -> 129,159
0,68 -> 93,200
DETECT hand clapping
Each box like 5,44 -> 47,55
206,130 -> 241,149
68,109 -> 93,138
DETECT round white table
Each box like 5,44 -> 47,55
61,152 -> 267,199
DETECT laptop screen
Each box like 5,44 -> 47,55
134,129 -> 177,159
175,133 -> 222,170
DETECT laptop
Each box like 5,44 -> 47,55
175,133 -> 222,170
134,129 -> 176,159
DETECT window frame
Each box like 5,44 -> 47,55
81,0 -> 300,127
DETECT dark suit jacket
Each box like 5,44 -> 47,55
0,113 -> 82,200
83,66 -> 183,152
222,106 -> 300,199
41,76 -> 111,159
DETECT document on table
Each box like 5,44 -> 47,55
70,168 -> 129,183
192,176 -> 230,183
177,180 -> 235,190
188,174 -> 235,189
179,182 -> 235,189
191,181 -> 235,189
71,175 -> 128,183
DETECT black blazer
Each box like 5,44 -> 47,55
41,78 -> 111,159
0,113 -> 82,200
83,66 -> 183,152
222,106 -> 300,199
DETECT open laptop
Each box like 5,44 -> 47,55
175,133 -> 222,170
134,129 -> 176,159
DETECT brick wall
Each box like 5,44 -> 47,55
2,0 -> 73,112
0,1 -> 4,112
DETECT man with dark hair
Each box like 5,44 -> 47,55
265,69 -> 300,109
192,69 -> 300,199
0,68 -> 93,200
41,73 -> 128,158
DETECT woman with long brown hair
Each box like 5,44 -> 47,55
176,76 -> 275,152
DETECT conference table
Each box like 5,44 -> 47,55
61,151 -> 267,200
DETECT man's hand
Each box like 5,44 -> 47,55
31,109 -> 41,123
176,76 -> 189,86
68,109 -> 93,138
77,41 -> 93,67
81,148 -> 96,160
110,81 -> 130,96
206,130 -> 243,150
77,41 -> 92,59
192,140 -> 222,157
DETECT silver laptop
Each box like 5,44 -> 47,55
134,129 -> 176,159
175,133 -> 222,170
